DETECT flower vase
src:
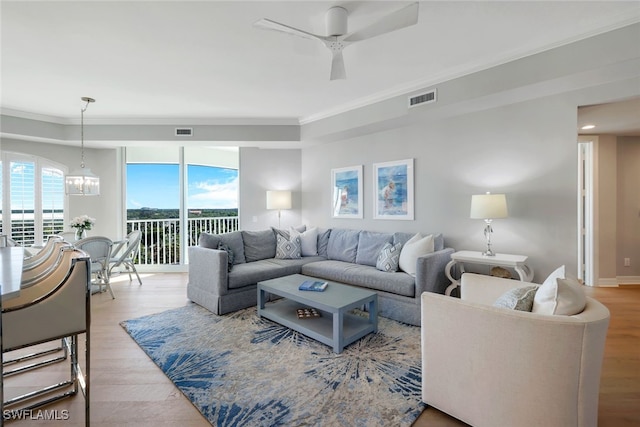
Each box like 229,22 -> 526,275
75,228 -> 87,241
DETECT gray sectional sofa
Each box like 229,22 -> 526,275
187,227 -> 454,326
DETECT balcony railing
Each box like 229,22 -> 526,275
127,216 -> 239,266
4,216 -> 235,267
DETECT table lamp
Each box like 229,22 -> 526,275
470,192 -> 508,256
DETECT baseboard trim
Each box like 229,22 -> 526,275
617,276 -> 640,285
598,278 -> 618,287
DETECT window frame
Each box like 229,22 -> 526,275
1,151 -> 68,245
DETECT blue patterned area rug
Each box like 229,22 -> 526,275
121,304 -> 425,426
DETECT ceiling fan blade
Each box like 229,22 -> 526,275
253,18 -> 328,43
330,50 -> 346,80
343,2 -> 419,43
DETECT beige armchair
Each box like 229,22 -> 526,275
421,273 -> 610,427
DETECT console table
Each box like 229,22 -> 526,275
445,250 -> 534,296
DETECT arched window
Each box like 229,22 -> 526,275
1,152 -> 66,245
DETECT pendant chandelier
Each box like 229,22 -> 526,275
65,97 -> 100,196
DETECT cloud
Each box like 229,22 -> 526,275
189,177 -> 238,209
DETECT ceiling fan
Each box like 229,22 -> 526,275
254,2 -> 419,80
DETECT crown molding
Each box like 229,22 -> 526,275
0,108 -> 299,126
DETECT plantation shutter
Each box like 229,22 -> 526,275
10,160 -> 36,245
42,166 -> 65,236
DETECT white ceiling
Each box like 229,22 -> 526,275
1,1 -> 639,124
578,97 -> 640,136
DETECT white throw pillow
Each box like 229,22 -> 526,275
532,276 -> 586,315
290,226 -> 318,256
398,233 -> 434,277
541,265 -> 565,288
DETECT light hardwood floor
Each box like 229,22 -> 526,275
3,274 -> 639,426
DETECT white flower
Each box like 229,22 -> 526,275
70,215 -> 95,230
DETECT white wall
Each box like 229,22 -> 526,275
302,95 -> 582,281
1,138 -> 121,239
239,147 -> 302,231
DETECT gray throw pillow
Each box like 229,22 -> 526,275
327,228 -> 360,263
242,230 -> 276,262
275,235 -> 301,259
198,232 -> 221,249
218,231 -> 245,264
317,228 -> 331,257
271,225 -> 306,240
200,231 -> 245,264
356,231 -> 393,267
376,242 -> 402,272
217,242 -> 234,272
493,286 -> 538,311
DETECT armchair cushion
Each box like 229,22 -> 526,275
493,285 -> 538,311
533,276 -> 587,315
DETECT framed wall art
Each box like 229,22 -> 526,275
373,158 -> 414,220
331,165 -> 363,218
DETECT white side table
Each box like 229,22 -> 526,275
445,250 -> 534,296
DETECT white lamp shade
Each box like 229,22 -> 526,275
470,193 -> 508,219
65,168 -> 101,196
266,190 -> 292,210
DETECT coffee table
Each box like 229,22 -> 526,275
257,274 -> 378,353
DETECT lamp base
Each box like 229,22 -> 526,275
482,221 -> 496,256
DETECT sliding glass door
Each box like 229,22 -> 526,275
125,147 -> 238,269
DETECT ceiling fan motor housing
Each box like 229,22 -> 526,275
326,6 -> 348,36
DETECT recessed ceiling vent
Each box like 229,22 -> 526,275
408,89 -> 437,108
175,128 -> 193,136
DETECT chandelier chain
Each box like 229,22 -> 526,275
79,97 -> 94,169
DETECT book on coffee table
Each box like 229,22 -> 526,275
298,280 -> 328,292
296,307 -> 321,319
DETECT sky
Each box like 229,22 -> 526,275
127,164 -> 238,210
